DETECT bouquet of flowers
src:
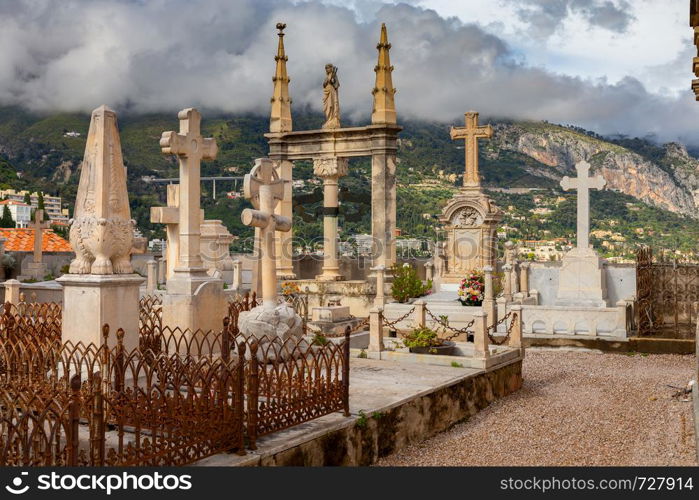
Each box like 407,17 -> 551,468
458,270 -> 485,306
280,281 -> 301,296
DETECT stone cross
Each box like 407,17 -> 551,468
560,160 -> 606,251
242,158 -> 291,309
450,111 -> 493,188
32,209 -> 50,264
160,108 -> 217,273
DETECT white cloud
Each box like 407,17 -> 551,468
0,0 -> 697,145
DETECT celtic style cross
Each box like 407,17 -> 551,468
242,158 -> 291,309
450,111 -> 493,188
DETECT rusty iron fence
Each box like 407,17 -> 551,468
0,290 -> 349,466
636,247 -> 699,339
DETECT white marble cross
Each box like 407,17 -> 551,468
32,209 -> 50,264
450,111 -> 493,187
560,160 -> 606,250
160,108 -> 217,272
242,158 -> 291,309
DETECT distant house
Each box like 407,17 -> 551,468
0,228 -> 72,253
0,200 -> 31,228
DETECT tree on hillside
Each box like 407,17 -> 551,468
0,205 -> 14,228
37,191 -> 45,210
23,192 -> 31,205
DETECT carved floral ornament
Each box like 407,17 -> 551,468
312,157 -> 349,178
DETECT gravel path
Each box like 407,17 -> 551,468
377,350 -> 697,466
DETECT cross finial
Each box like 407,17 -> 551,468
560,160 -> 606,250
160,108 -> 217,273
32,209 -> 50,264
450,111 -> 492,188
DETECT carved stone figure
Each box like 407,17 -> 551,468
69,105 -> 134,275
322,64 -> 341,129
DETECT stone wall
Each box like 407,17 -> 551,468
528,262 -> 635,306
251,359 -> 522,466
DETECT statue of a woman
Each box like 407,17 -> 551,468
322,64 -> 341,129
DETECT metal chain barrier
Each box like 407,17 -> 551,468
381,307 -> 415,329
487,311 -> 518,345
425,307 -> 474,341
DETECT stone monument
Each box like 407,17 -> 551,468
439,111 -> 502,287
57,105 -> 143,351
200,218 -> 236,284
19,209 -> 50,280
157,108 -> 227,333
238,158 -> 302,347
555,160 -> 608,307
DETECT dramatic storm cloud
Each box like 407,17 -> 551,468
0,0 -> 697,144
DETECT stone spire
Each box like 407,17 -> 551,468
371,23 -> 396,125
270,22 -> 292,133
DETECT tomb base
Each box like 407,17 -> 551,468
57,274 -> 144,351
308,305 -> 364,336
19,261 -> 48,281
162,270 -> 228,333
555,247 -> 608,307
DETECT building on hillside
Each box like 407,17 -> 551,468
396,238 -> 424,255
0,189 -> 68,224
0,200 -> 31,228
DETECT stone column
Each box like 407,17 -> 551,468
424,261 -> 434,281
509,304 -> 523,351
496,296 -> 507,326
314,157 -> 347,281
4,279 -> 20,305
372,264 -> 386,307
472,310 -> 489,359
146,260 -> 157,294
502,263 -> 513,302
371,151 -> 397,271
232,259 -> 242,290
413,300 -> 426,329
519,262 -> 530,295
157,258 -> 166,285
368,306 -> 384,353
275,160 -> 296,279
483,265 -> 496,328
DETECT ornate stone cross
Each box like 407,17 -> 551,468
450,111 -> 493,188
560,160 -> 606,251
242,158 -> 291,309
32,209 -> 50,264
160,108 -> 217,273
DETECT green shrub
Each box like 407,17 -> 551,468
402,326 -> 442,349
390,263 -> 432,303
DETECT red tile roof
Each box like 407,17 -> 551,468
0,228 -> 72,253
0,200 -> 29,206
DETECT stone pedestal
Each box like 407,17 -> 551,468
555,247 -> 608,307
57,274 -> 144,351
308,305 -> 363,336
439,187 -> 502,284
20,261 -> 48,281
161,272 -> 227,333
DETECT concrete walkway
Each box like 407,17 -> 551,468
377,350 -> 697,466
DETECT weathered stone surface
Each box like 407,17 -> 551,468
239,302 -> 303,343
69,105 -> 134,275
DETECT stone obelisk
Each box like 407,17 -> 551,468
58,105 -> 144,351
